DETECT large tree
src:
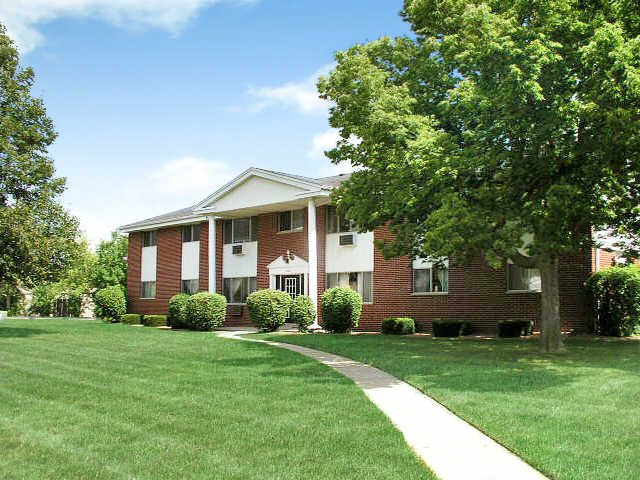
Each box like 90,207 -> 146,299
90,231 -> 128,292
318,0 -> 640,352
0,25 -> 81,298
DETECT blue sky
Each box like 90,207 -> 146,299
0,1 -> 411,246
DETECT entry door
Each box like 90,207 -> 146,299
276,274 -> 304,300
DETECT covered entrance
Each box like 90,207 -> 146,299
275,274 -> 304,300
267,251 -> 309,301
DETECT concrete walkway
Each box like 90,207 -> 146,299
217,330 -> 549,480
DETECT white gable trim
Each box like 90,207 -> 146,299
267,253 -> 309,275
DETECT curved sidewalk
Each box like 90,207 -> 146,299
218,330 -> 549,480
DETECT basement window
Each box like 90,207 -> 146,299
141,281 -> 156,299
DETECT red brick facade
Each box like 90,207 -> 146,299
126,209 -> 593,332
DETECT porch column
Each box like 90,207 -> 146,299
307,198 -> 320,329
208,216 -> 216,293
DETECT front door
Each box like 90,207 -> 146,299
275,274 -> 304,300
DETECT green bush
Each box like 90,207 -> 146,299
381,317 -> 416,335
184,292 -> 227,331
142,314 -> 167,327
168,293 -> 190,329
247,289 -> 293,332
321,287 -> 362,333
585,266 -> 640,336
432,318 -> 470,337
497,320 -> 532,338
290,295 -> 316,332
30,285 -> 58,316
94,286 -> 126,322
120,314 -> 141,325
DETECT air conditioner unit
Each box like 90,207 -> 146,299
339,233 -> 356,246
232,244 -> 244,255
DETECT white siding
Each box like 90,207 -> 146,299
214,177 -> 305,212
223,241 -> 258,278
181,241 -> 200,280
325,232 -> 374,273
141,246 -> 157,282
413,257 -> 449,269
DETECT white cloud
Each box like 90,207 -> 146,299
0,0 -> 256,52
308,128 -> 362,177
68,156 -> 236,247
248,63 -> 334,115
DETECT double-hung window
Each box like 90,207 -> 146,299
413,259 -> 448,293
279,209 -> 304,232
326,272 -> 373,303
327,206 -> 355,233
182,224 -> 200,243
507,264 -> 541,292
223,277 -> 258,304
223,217 -> 259,244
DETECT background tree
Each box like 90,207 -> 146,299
0,24 -> 82,305
318,0 -> 640,352
90,231 -> 128,292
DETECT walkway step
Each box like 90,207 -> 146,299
218,331 -> 549,480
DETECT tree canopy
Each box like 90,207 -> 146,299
318,0 -> 640,352
90,231 -> 128,292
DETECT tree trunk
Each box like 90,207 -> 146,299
5,294 -> 10,311
538,256 -> 565,353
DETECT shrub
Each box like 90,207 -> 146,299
142,314 -> 167,327
93,286 -> 126,322
290,295 -> 316,332
381,317 -> 416,335
585,266 -> 640,336
432,318 -> 469,337
247,289 -> 293,332
321,287 -> 362,333
30,285 -> 58,316
168,293 -> 190,329
184,292 -> 226,331
121,314 -> 141,325
497,320 -> 532,338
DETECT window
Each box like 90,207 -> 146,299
181,279 -> 199,294
507,264 -> 541,291
413,265 -> 448,293
141,281 -> 156,299
182,224 -> 201,243
223,217 -> 259,244
326,271 -> 373,303
279,209 -> 304,232
142,230 -> 157,247
223,277 -> 257,303
327,206 -> 355,233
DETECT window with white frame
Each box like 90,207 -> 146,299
413,258 -> 448,293
223,217 -> 258,244
507,264 -> 541,291
223,277 -> 257,303
326,272 -> 373,303
182,224 -> 201,243
181,279 -> 199,294
326,206 -> 355,233
141,281 -> 156,299
279,209 -> 304,232
142,230 -> 157,247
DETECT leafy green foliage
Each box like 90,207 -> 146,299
381,317 -> 416,335
168,293 -> 190,329
90,231 -> 128,291
29,283 -> 85,317
184,292 -> 226,331
120,314 -> 141,325
94,286 -> 126,322
142,315 -> 167,327
246,289 -> 293,332
290,295 -> 316,332
584,266 -> 640,336
321,287 -> 362,333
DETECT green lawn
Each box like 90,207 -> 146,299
0,319 -> 433,479
256,332 -> 640,480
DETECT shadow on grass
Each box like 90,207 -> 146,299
0,326 -> 53,338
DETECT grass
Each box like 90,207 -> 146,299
0,318 -> 434,479
255,332 -> 640,480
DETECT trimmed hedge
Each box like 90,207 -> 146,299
497,320 -> 532,338
432,318 -> 470,337
247,289 -> 293,332
381,317 -> 416,335
94,286 -> 126,322
290,295 -> 316,332
168,293 -> 190,329
321,287 -> 362,333
184,292 -> 227,331
121,314 -> 141,325
142,314 -> 167,327
585,266 -> 640,336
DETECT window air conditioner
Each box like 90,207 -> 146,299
339,233 -> 356,246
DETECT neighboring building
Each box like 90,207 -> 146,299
120,167 -> 608,332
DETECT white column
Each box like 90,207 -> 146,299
208,216 -> 216,293
307,198 -> 320,328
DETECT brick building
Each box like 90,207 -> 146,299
120,167 -> 612,332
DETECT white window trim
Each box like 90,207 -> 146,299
412,265 -> 449,294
